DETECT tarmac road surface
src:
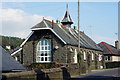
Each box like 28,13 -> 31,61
70,68 -> 120,80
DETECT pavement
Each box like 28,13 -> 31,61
70,68 -> 120,80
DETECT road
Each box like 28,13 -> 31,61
70,68 -> 120,80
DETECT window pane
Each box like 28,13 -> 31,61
47,51 -> 51,56
41,40 -> 44,45
106,56 -> 108,60
48,57 -> 51,61
45,57 -> 47,61
41,46 -> 44,50
41,51 -> 44,56
44,51 -> 47,56
45,40 -> 47,45
108,56 -> 110,60
48,46 -> 50,50
48,41 -> 50,45
37,57 -> 40,61
38,51 -> 41,56
45,46 -> 47,50
45,53 -> 47,56
83,51 -> 86,60
41,57 -> 44,61
92,53 -> 94,60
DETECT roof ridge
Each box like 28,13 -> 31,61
101,42 -> 117,54
43,19 -> 84,34
97,41 -> 105,44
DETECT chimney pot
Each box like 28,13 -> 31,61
115,40 -> 119,49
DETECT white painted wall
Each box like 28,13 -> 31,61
73,49 -> 78,63
112,56 -> 120,61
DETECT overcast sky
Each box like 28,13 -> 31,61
1,2 -> 119,45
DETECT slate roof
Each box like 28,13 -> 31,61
98,42 -> 120,55
31,19 -> 102,51
0,46 -> 26,71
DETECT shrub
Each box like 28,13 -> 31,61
27,62 -> 64,70
105,61 -> 120,68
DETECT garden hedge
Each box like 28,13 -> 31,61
105,61 -> 120,68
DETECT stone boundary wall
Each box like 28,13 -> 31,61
2,63 -> 90,80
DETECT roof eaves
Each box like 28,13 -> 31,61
11,48 -> 22,56
32,28 -> 67,45
50,28 -> 67,44
43,20 -> 67,44
20,31 -> 34,47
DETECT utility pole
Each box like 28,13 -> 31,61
78,0 -> 80,51
78,0 -> 81,75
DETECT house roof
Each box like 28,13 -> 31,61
31,19 -> 102,51
11,19 -> 102,56
98,42 -> 120,55
0,46 -> 26,71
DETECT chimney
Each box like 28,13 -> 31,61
115,40 -> 119,49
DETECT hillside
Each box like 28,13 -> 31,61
0,35 -> 24,51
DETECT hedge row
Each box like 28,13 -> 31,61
105,61 -> 120,68
27,63 -> 64,70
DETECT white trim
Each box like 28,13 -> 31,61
11,31 -> 34,56
83,51 -> 86,60
43,20 -> 49,28
12,27 -> 66,56
36,40 -> 51,62
43,20 -> 66,44
11,48 -> 22,56
31,28 -> 51,31
50,29 -> 66,44
92,53 -> 94,60
58,24 -> 72,38
32,28 -> 67,44
73,49 -> 78,63
20,31 -> 34,47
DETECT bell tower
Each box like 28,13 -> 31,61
61,4 -> 73,27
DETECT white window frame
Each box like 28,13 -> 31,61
36,40 -> 51,63
83,51 -> 86,60
73,49 -> 78,63
92,52 -> 94,60
105,56 -> 110,61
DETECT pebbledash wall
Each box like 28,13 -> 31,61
2,63 -> 90,80
13,29 -> 103,70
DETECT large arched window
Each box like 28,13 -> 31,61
36,40 -> 51,63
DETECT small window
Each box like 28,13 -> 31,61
92,53 -> 94,60
83,51 -> 86,60
105,56 -> 110,61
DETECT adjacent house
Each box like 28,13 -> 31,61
98,41 -> 120,62
0,46 -> 25,72
11,6 -> 103,69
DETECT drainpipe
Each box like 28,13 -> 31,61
32,41 -> 35,63
51,20 -> 54,62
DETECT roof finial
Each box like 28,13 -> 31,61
43,17 -> 44,20
66,4 -> 68,11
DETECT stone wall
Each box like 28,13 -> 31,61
2,63 -> 90,80
12,29 -> 103,69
